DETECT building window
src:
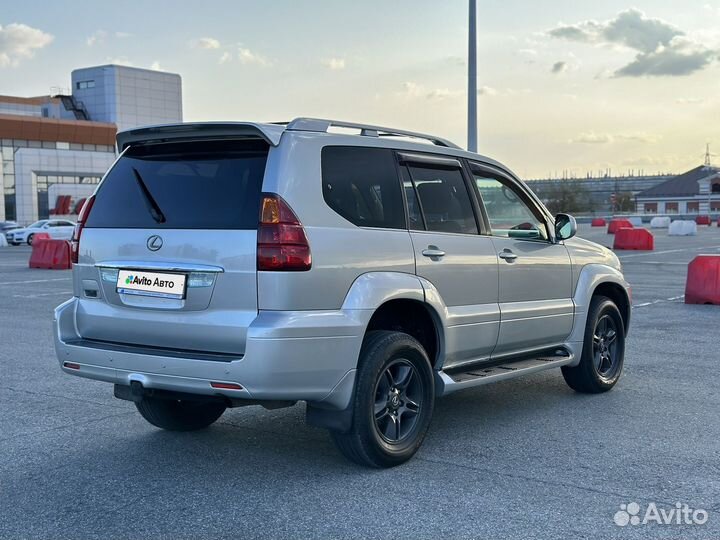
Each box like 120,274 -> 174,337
712,182 -> 720,194
76,80 -> 96,90
687,202 -> 699,213
666,202 -> 678,214
643,203 -> 657,214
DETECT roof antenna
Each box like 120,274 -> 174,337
704,143 -> 715,166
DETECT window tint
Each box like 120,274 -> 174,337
86,139 -> 268,229
407,165 -> 478,234
473,173 -> 548,240
321,147 -> 405,229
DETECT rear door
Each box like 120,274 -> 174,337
76,138 -> 269,354
399,153 -> 499,368
468,162 -> 573,357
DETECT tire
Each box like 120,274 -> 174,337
562,295 -> 625,393
26,234 -> 34,246
135,396 -> 226,431
331,331 -> 435,468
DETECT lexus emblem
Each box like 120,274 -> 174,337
147,235 -> 163,251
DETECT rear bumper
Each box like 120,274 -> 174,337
54,297 -> 368,410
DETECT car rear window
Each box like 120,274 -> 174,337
86,139 -> 268,229
321,146 -> 405,229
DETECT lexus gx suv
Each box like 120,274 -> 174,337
55,118 -> 631,468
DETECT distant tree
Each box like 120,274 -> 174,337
615,192 -> 635,212
540,181 -> 591,215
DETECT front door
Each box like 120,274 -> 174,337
469,164 -> 573,357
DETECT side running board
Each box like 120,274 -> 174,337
436,353 -> 575,396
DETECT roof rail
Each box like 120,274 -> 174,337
285,117 -> 462,149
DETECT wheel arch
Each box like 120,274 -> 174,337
364,298 -> 444,369
592,281 -> 631,335
340,272 -> 446,368
572,264 -> 631,339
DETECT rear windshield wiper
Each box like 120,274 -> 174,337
132,167 -> 166,224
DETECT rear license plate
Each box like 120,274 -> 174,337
116,269 -> 187,299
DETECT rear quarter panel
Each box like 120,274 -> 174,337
258,133 -> 415,310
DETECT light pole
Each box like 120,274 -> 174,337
467,0 -> 477,152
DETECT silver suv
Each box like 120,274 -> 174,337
54,118 -> 631,467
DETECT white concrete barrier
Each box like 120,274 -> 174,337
0,234 -> 7,247
668,220 -> 698,236
628,217 -> 643,227
650,216 -> 671,228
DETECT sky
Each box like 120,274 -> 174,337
1,0 -> 719,178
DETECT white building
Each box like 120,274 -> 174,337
72,65 -> 182,132
1,64 -> 183,225
635,165 -> 720,215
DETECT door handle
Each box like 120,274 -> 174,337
498,250 -> 518,261
422,247 -> 446,258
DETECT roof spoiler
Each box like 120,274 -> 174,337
116,122 -> 285,150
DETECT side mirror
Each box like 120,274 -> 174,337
555,213 -> 577,241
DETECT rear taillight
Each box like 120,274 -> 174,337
70,195 -> 95,264
257,194 -> 311,271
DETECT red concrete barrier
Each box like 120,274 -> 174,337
29,239 -> 72,270
607,219 -> 633,234
613,227 -> 654,251
31,232 -> 51,244
695,215 -> 711,225
591,218 -> 606,227
717,217 -> 720,227
685,255 -> 720,305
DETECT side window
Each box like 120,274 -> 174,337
321,147 -> 405,229
406,165 -> 478,234
473,173 -> 548,240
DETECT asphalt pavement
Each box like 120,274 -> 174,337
1,224 -> 719,539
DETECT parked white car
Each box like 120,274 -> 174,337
6,219 -> 76,245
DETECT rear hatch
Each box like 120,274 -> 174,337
76,138 -> 268,355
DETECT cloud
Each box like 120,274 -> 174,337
571,132 -> 613,144
399,81 -> 424,97
445,55 -> 466,66
219,51 -> 232,64
615,38 -> 716,77
238,47 -> 270,66
675,97 -> 704,104
194,37 -> 221,49
549,9 -> 717,77
478,85 -> 498,96
571,131 -> 660,144
615,132 -> 660,143
399,82 -> 468,100
551,61 -> 568,74
86,30 -> 107,47
0,23 -> 53,66
322,57 -> 345,70
426,88 -> 462,100
87,30 -> 131,47
150,61 -> 161,71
